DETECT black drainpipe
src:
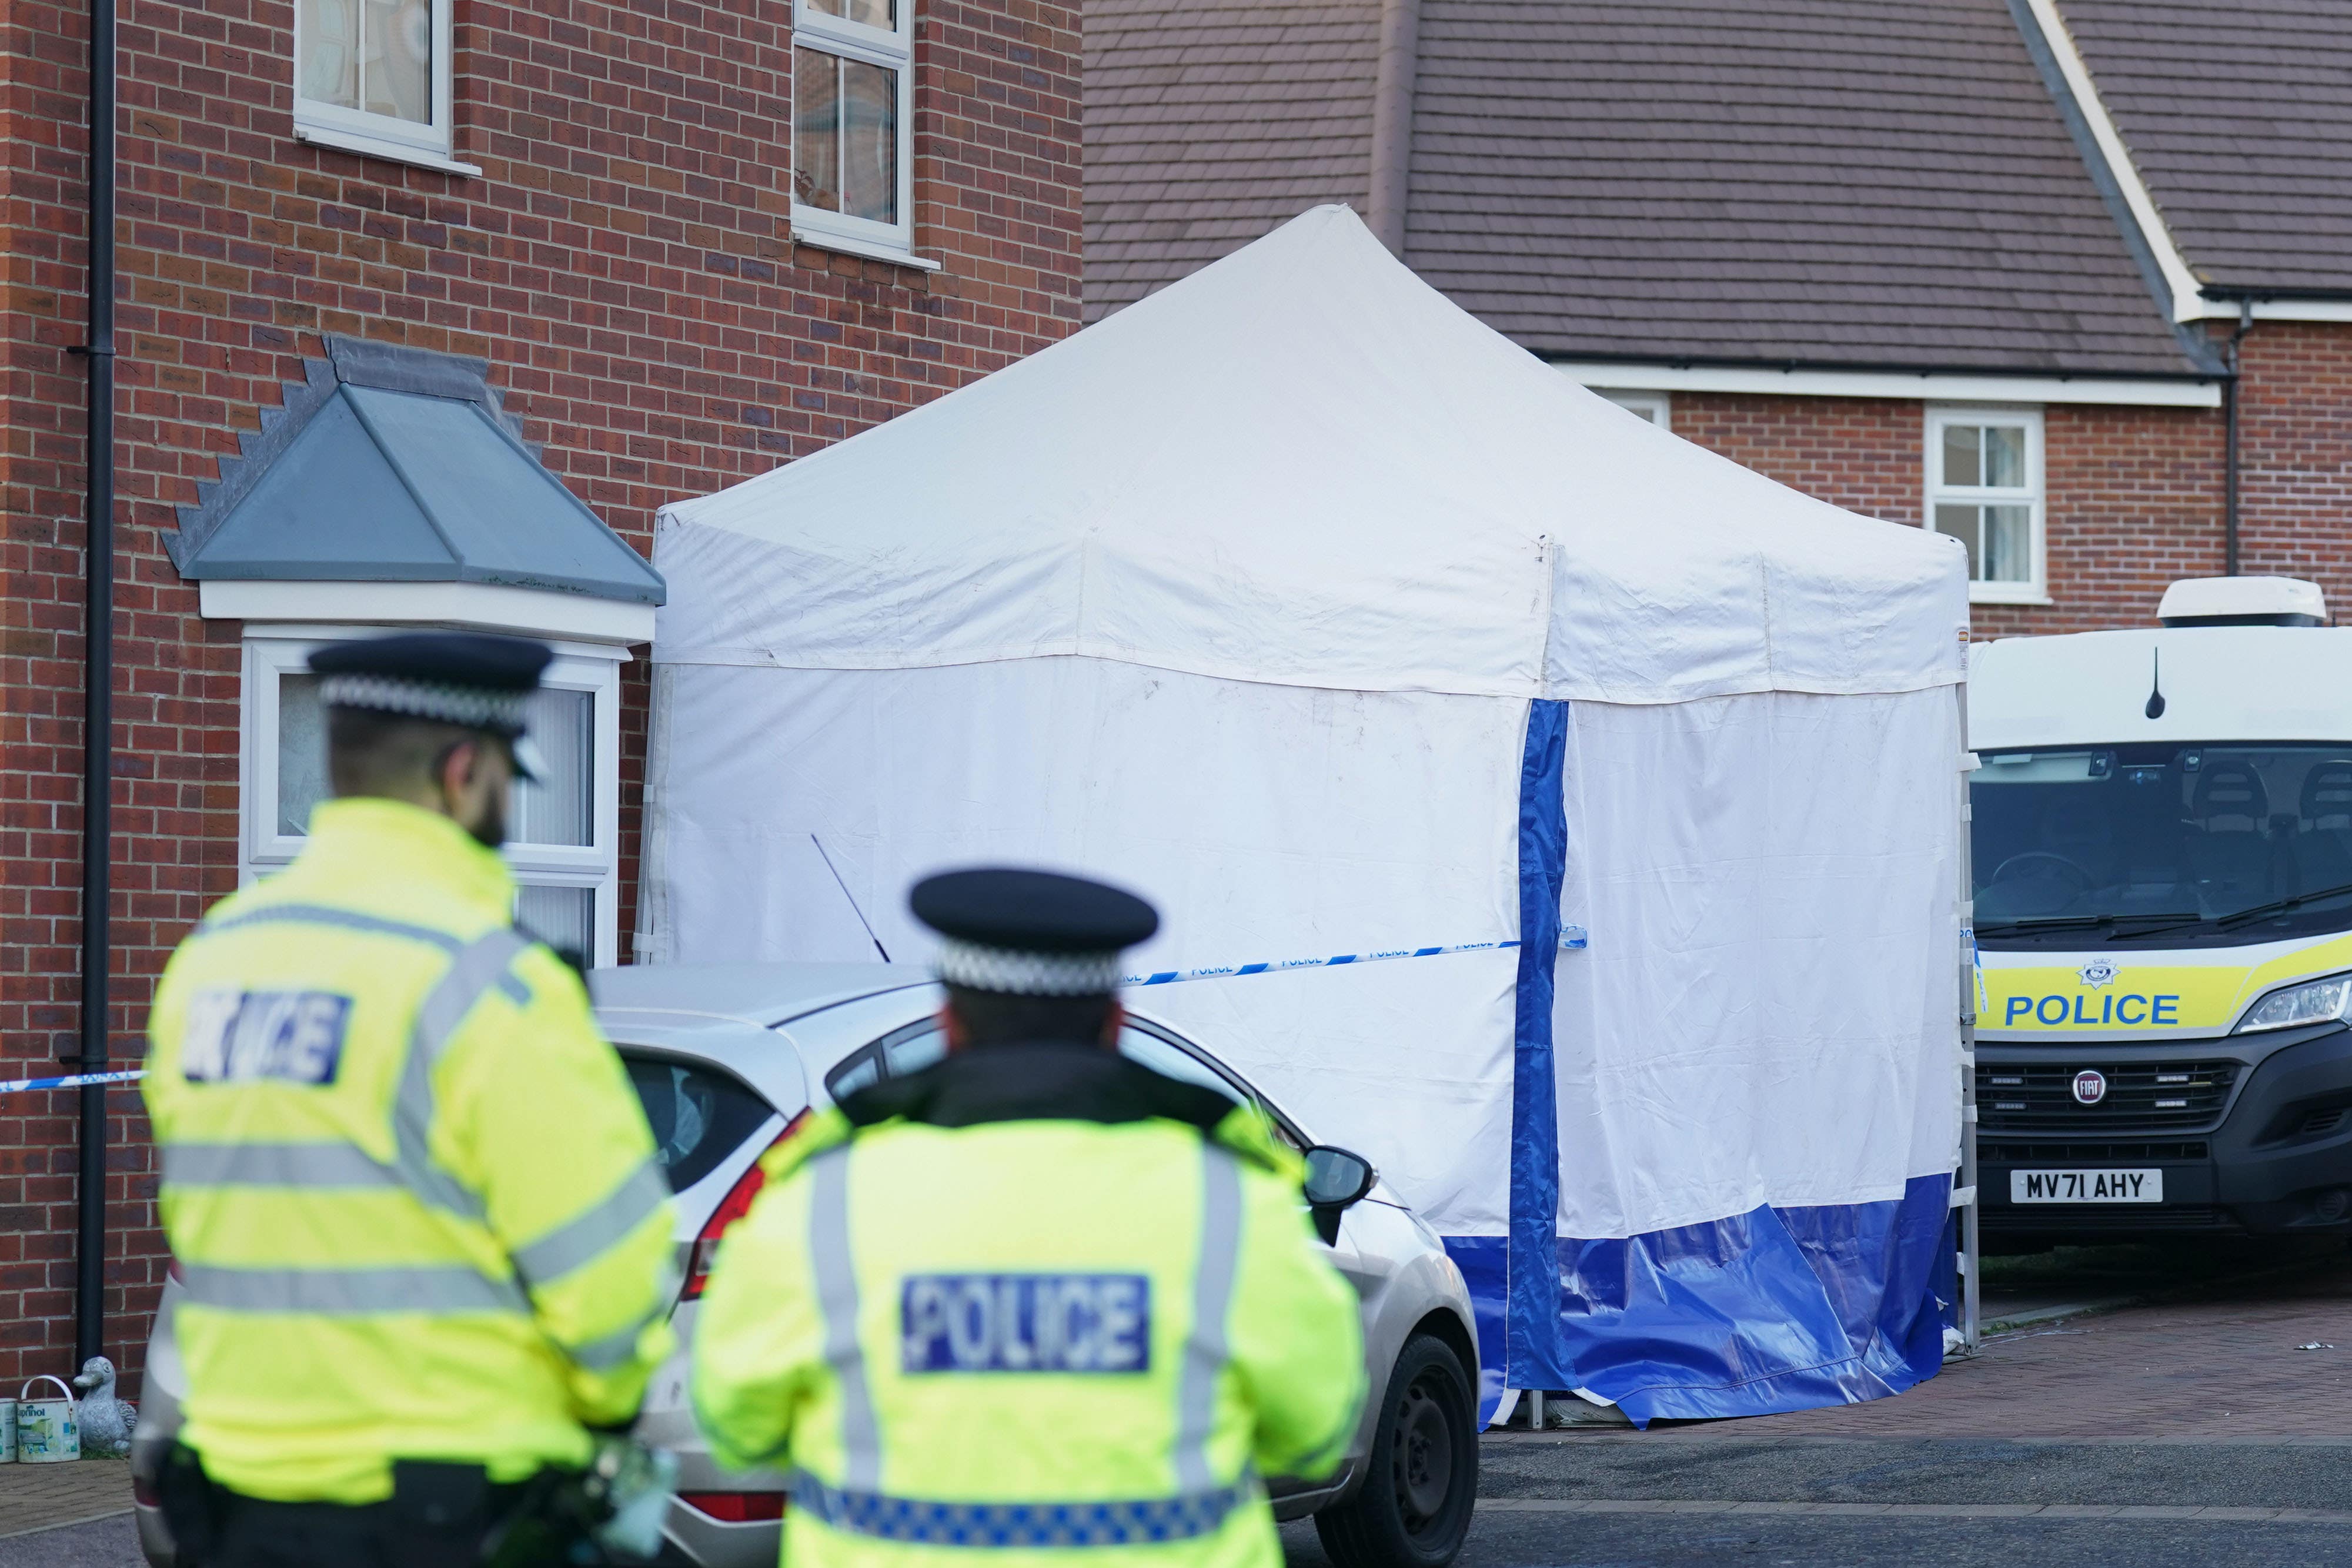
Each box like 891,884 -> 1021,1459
2222,300 -> 2251,577
73,0 -> 117,1369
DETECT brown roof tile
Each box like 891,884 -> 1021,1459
1085,0 -> 1381,320
1086,0 -> 2207,376
2059,0 -> 2352,295
1405,0 -> 2195,373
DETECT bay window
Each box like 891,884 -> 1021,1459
241,631 -> 625,965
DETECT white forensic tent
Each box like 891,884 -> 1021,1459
639,205 -> 1973,1424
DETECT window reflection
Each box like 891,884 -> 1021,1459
793,47 -> 899,224
362,0 -> 433,124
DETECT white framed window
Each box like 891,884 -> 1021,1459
791,0 -> 921,265
1596,389 -> 1670,429
239,630 -> 626,966
1926,406 -> 2046,604
293,0 -> 478,176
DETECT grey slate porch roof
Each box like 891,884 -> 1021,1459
1085,0 -> 2214,378
168,336 -> 664,605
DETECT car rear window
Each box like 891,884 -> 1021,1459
623,1055 -> 776,1193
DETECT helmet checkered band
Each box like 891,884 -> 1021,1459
318,673 -> 529,734
934,936 -> 1124,997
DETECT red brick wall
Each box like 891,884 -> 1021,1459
1667,389 -> 2233,638
2237,322 -> 2352,617
1668,392 -> 1927,528
2006,402 -> 2228,637
1,0 -> 1081,1393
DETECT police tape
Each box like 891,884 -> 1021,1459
4,932 -> 1589,1088
0,1068 -> 147,1096
1122,928 -> 1585,989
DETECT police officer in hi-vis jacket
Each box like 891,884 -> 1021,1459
692,867 -> 1366,1568
143,633 -> 677,1566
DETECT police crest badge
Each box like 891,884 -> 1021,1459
2077,958 -> 2117,988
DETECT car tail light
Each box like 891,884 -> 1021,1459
679,1490 -> 787,1523
681,1109 -> 809,1300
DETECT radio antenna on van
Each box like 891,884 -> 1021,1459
2144,648 -> 2166,720
812,834 -> 892,962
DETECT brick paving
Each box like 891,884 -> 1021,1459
0,1459 -> 132,1538
1633,1253 -> 2352,1441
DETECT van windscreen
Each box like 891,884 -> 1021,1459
1973,743 -> 2352,947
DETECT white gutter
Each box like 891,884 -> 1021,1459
1554,362 -> 2221,409
2021,0 -> 2352,327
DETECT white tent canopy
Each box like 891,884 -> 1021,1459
656,206 -> 1961,707
644,206 -> 1971,1425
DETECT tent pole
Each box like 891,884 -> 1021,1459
1956,670 -> 1981,1351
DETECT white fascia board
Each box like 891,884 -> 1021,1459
198,579 -> 657,646
2226,299 -> 2352,325
2019,0 -> 2207,325
1557,362 -> 2221,409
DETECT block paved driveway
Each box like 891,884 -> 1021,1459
1713,1241 -> 2352,1440
1285,1240 -> 2352,1568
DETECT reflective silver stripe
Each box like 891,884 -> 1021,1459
179,1262 -> 529,1316
1174,1147 -> 1244,1494
559,1292 -> 673,1373
168,923 -> 558,1330
512,1158 -> 669,1289
163,1141 -> 402,1190
387,928 -> 536,1222
199,904 -> 464,951
414,928 -> 534,1066
810,1146 -> 883,1491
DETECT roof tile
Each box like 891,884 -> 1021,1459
1088,0 -> 2200,375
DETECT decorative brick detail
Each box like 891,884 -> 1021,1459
1,0 -> 1081,1392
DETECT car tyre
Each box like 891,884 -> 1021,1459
1314,1333 -> 1478,1568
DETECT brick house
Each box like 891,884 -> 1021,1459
1087,0 -> 2352,639
2,0 -> 1081,1391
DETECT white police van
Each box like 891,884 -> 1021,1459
1969,577 -> 2352,1242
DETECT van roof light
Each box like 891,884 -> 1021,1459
2157,576 -> 2326,628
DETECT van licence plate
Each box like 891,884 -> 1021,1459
2010,1169 -> 2163,1203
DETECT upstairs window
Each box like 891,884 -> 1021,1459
295,0 -> 472,175
792,0 -> 917,264
1927,406 -> 2044,603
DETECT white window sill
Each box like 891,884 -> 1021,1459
1967,584 -> 2053,606
790,223 -> 941,272
295,121 -> 481,178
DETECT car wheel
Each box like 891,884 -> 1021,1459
1314,1333 -> 1478,1568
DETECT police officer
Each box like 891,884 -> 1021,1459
143,633 -> 677,1566
693,868 -> 1366,1568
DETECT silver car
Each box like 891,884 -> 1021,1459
135,962 -> 1481,1568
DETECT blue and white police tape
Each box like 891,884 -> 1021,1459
2,929 -> 1602,1085
1121,927 -> 1585,989
0,1068 -> 146,1096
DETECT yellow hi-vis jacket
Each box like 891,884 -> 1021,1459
691,1043 -> 1366,1568
143,798 -> 677,1505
